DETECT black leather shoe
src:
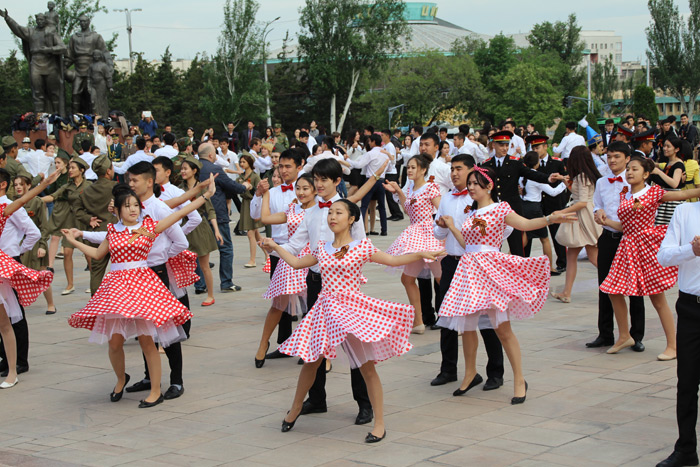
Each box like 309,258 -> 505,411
298,358 -> 304,365
556,266 -> 566,273
163,384 -> 184,400
194,288 -> 207,295
550,270 -> 561,276
265,349 -> 292,360
365,430 -> 386,443
110,373 -> 130,402
368,231 -> 379,236
632,341 -> 645,352
138,394 -> 164,408
1,365 -> 29,377
380,232 -> 388,236
511,381 -> 528,405
255,342 -> 270,368
125,379 -> 151,393
483,377 -> 504,391
430,373 -> 457,386
209,262 -> 215,268
300,399 -> 328,415
453,373 -> 483,396
430,324 -> 442,330
281,410 -> 300,433
656,451 -> 699,467
586,336 -> 614,348
355,407 -> 373,425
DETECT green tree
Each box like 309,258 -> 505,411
0,51 -> 32,127
269,32 -> 314,131
633,84 -> 660,124
592,57 -> 619,104
297,0 -> 409,134
494,62 -> 562,131
473,34 -> 517,89
646,0 -> 700,121
201,0 -> 266,127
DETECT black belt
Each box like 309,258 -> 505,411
680,291 -> 700,303
308,271 -> 322,281
446,254 -> 462,260
602,229 -> 623,239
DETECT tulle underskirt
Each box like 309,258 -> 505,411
88,314 -> 187,347
271,292 -> 308,317
0,279 -> 23,324
437,308 -> 512,333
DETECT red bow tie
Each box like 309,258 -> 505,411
281,184 -> 293,192
452,189 -> 468,196
608,176 -> 623,183
318,201 -> 333,209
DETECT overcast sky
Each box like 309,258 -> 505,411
0,0 -> 690,62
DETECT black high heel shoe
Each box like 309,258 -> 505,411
255,342 -> 270,369
281,410 -> 301,432
365,430 -> 387,443
453,373 -> 483,396
110,373 -> 130,402
511,381 -> 528,405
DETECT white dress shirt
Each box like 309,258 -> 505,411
409,135 -> 422,156
254,155 -> 273,174
593,169 -> 630,232
402,158 -> 454,197
553,132 -> 586,159
281,194 -> 365,273
346,146 -> 365,162
382,142 -> 397,175
433,188 -> 474,256
113,150 -> 153,175
458,139 -> 478,157
94,133 -> 108,155
658,202 -> 700,295
521,179 -> 567,202
306,135 -> 318,154
349,146 -> 389,178
250,181 -> 297,244
508,134 -> 527,156
303,151 -> 351,176
400,148 -> 412,165
17,149 -> 38,176
83,194 -> 188,266
79,152 -> 98,181
593,154 -> 611,177
154,145 -> 178,158
0,196 -> 41,257
159,182 -> 202,236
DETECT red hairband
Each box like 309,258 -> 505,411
473,166 -> 493,185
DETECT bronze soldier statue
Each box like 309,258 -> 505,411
65,14 -> 108,114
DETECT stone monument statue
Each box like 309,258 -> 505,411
1,9 -> 66,114
88,50 -> 113,117
65,14 -> 109,114
45,1 -> 60,34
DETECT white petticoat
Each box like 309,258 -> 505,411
271,292 -> 308,317
436,308 -> 509,333
88,313 -> 187,347
339,333 -> 397,369
0,279 -> 23,324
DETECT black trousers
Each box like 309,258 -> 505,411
0,288 -> 29,369
597,230 -> 645,342
435,255 -> 504,379
270,256 -> 293,345
306,271 -> 371,410
384,173 -> 403,219
418,277 -> 439,326
141,263 -> 190,386
674,292 -> 700,455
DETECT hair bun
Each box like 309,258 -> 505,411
112,183 -> 133,198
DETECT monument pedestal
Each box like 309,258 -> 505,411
12,127 -> 124,155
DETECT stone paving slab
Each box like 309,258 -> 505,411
0,218 -> 693,466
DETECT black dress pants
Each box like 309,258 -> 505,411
270,255 -> 293,345
674,292 -> 700,456
306,271 -> 371,410
597,230 -> 645,342
418,277 -> 439,326
384,173 -> 403,219
0,289 -> 29,369
435,255 -> 504,379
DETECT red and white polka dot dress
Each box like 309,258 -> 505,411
68,216 -> 193,347
0,204 -> 53,308
437,202 -> 550,332
166,249 -> 200,288
278,238 -> 414,367
600,185 -> 677,296
263,203 -> 310,314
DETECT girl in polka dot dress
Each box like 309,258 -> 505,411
437,167 -> 575,404
0,170 -> 59,389
600,156 -> 700,360
262,199 -> 444,443
384,155 -> 444,334
253,173 -> 316,367
61,179 -> 215,407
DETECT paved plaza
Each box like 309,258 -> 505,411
0,220 -> 686,466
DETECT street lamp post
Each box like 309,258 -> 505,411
113,8 -> 142,74
262,16 -> 280,128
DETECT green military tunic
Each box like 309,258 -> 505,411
46,178 -> 92,247
169,152 -> 189,186
72,131 -> 95,154
5,157 -> 38,198
274,132 -> 289,152
19,196 -> 49,269
179,181 -> 219,256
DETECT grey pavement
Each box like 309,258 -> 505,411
0,217 -> 688,466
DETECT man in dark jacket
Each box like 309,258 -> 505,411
198,142 -> 250,292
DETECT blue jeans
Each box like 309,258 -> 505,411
217,221 -> 234,288
337,179 -> 348,198
194,258 -> 205,291
360,178 -> 387,234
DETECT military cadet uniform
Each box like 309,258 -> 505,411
480,131 -> 553,257
72,125 -> 95,154
273,124 -> 289,152
107,139 -> 123,161
74,155 -> 117,294
45,156 -> 92,248
525,135 -> 568,270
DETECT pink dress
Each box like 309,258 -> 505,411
262,202 -> 310,315
0,204 -> 53,323
386,182 -> 444,277
437,202 -> 550,332
600,185 -> 677,296
68,216 -> 193,346
278,238 -> 414,368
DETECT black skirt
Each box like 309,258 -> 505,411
522,200 -> 548,239
349,168 -> 363,187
